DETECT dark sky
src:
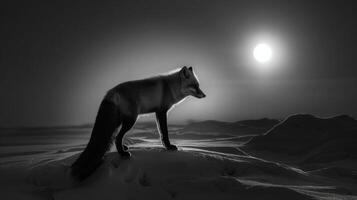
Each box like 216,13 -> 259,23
1,0 -> 357,126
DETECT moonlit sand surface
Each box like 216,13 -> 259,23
1,116 -> 356,200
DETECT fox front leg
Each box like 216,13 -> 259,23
155,111 -> 177,151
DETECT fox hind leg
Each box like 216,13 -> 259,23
115,116 -> 136,158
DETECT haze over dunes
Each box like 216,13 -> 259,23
182,118 -> 279,135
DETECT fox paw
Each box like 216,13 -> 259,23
119,151 -> 131,159
165,144 -> 178,151
123,144 -> 129,151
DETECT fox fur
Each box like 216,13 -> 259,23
71,66 -> 206,181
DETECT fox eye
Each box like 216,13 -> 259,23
188,86 -> 196,92
190,85 -> 199,92
188,84 -> 194,88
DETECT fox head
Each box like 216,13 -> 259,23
179,66 -> 206,99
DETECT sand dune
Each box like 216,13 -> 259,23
1,117 -> 356,200
243,114 -> 357,166
26,148 -> 335,200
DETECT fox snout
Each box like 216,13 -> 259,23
194,88 -> 206,99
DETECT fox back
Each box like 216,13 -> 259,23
105,66 -> 205,114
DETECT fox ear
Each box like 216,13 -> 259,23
188,66 -> 193,71
181,66 -> 190,79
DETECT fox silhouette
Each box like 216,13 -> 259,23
71,66 -> 206,181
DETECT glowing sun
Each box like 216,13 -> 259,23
253,43 -> 273,63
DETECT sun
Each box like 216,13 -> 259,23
253,43 -> 273,63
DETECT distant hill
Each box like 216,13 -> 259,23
0,123 -> 94,131
243,114 -> 357,165
182,118 -> 280,136
0,121 -> 180,132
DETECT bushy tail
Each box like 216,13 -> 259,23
71,99 -> 120,181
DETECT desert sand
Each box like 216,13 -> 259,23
0,115 -> 356,200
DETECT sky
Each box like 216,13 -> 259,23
1,0 -> 357,126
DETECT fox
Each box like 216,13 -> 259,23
71,66 -> 206,181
